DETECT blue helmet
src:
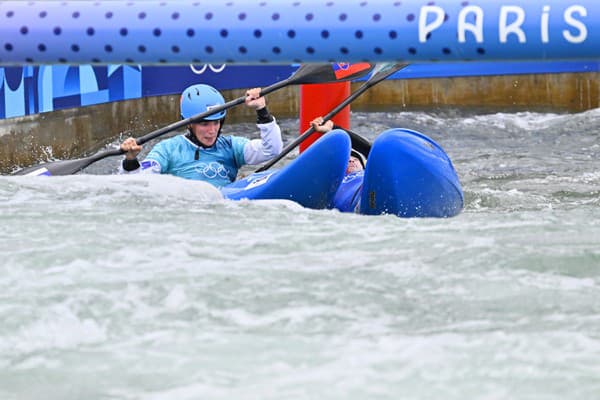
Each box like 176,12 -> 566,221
180,84 -> 226,120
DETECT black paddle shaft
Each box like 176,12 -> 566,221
255,63 -> 409,173
13,63 -> 375,176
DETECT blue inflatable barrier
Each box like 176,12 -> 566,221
0,1 -> 597,64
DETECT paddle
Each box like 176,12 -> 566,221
255,63 -> 409,173
14,63 -> 375,176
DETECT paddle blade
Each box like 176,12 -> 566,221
289,62 -> 375,84
14,158 -> 91,176
13,148 -> 122,176
365,63 -> 409,85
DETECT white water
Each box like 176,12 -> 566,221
1,110 -> 599,399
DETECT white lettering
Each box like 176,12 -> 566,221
419,6 -> 445,43
420,4 -> 589,47
458,6 -> 484,43
541,6 -> 550,43
563,5 -> 588,43
190,64 -> 226,75
499,6 -> 526,43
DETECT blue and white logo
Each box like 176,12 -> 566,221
194,162 -> 230,179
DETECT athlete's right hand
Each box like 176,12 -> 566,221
120,137 -> 142,160
310,117 -> 334,133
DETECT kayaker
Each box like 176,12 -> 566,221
119,84 -> 283,187
310,116 -> 367,212
310,117 -> 366,174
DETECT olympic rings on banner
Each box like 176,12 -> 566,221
189,64 -> 227,75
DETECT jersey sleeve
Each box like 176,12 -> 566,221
118,141 -> 167,175
118,158 -> 162,175
242,118 -> 283,165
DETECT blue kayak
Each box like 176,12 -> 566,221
223,127 -> 463,218
332,128 -> 463,217
221,129 -> 350,209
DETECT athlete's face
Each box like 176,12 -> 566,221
346,156 -> 364,174
190,120 -> 220,147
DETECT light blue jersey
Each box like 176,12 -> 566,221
119,119 -> 282,187
331,171 -> 364,212
145,134 -> 248,187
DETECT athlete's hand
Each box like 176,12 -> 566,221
120,137 -> 142,160
310,117 -> 334,133
245,87 -> 267,110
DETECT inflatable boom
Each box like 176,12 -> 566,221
0,0 -> 597,65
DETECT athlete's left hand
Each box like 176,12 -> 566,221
245,88 -> 266,110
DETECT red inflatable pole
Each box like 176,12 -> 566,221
299,82 -> 351,152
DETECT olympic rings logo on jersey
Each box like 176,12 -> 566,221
189,64 -> 227,75
194,162 -> 230,179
